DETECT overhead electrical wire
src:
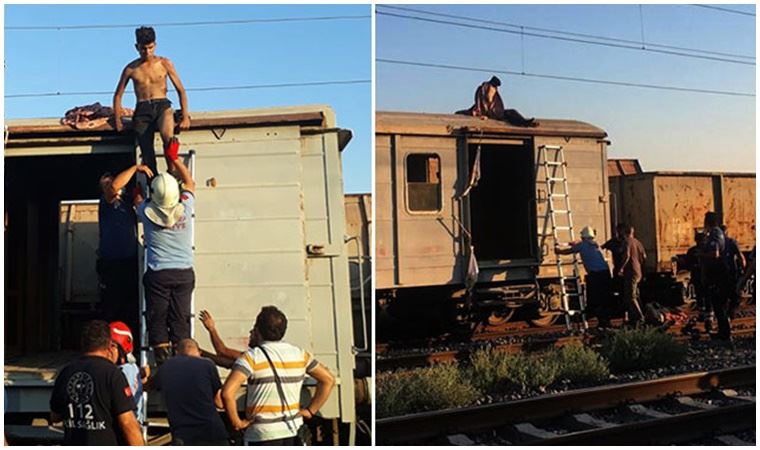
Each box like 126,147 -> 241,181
5,14 -> 370,31
4,79 -> 371,99
690,4 -> 755,17
376,5 -> 755,66
377,58 -> 755,98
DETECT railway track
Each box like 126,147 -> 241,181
376,365 -> 756,445
377,310 -> 755,371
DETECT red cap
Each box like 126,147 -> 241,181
109,321 -> 134,354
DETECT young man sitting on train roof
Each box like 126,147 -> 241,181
113,26 -> 190,176
555,226 -> 613,328
456,76 -> 539,127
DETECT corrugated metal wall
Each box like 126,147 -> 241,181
153,124 -> 355,422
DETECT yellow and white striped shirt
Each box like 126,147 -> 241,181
233,341 -> 318,443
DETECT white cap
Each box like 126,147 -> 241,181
580,226 -> 595,239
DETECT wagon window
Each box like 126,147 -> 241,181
406,154 -> 441,212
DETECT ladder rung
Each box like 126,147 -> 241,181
546,177 -> 567,182
554,226 -> 573,230
543,161 -> 565,166
552,209 -> 569,214
550,193 -> 569,197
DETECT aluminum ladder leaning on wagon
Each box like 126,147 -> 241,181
136,149 -> 197,443
539,144 -> 588,330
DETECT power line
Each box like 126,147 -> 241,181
4,79 -> 371,99
5,14 -> 370,31
690,4 -> 755,17
377,6 -> 755,62
377,58 -> 755,98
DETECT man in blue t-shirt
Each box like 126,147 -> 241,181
135,150 -> 195,365
154,338 -> 228,445
97,163 -> 153,344
555,226 -> 613,327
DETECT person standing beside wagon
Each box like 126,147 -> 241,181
555,226 -> 613,328
617,224 -> 647,325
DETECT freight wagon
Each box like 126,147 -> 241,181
375,111 -> 611,331
4,105 -> 361,444
609,168 -> 756,305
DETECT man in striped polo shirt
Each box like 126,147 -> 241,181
221,306 -> 335,445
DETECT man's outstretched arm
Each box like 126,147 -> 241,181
164,58 -> 190,130
199,310 -> 243,361
113,67 -> 131,132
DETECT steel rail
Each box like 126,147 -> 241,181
375,365 -> 755,444
532,401 -> 755,445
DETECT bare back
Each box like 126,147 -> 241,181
125,56 -> 170,102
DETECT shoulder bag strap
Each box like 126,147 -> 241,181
256,345 -> 298,431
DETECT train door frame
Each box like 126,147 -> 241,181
461,134 -> 540,269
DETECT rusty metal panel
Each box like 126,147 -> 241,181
395,135 -> 461,287
375,134 -> 396,289
722,176 -> 756,250
653,176 -> 715,272
608,159 -> 643,177
616,175 -> 658,273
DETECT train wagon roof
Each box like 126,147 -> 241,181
620,171 -> 756,178
5,104 -> 352,151
376,111 -> 607,139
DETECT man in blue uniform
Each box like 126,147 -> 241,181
97,164 -> 153,345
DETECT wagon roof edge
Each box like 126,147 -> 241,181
4,104 -> 337,137
375,111 -> 607,139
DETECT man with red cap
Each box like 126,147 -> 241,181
110,321 -> 146,430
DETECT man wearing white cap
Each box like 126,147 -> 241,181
136,151 -> 195,365
555,226 -> 613,328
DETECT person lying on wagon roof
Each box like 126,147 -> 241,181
456,76 -> 539,127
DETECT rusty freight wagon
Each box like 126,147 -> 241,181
4,105 -> 361,444
609,170 -> 756,304
376,112 -> 611,331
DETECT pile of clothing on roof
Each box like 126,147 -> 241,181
61,102 -> 133,130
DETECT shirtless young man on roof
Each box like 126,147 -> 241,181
113,26 -> 191,175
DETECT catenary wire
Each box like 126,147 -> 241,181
5,14 -> 370,31
690,4 -> 755,17
377,58 -> 755,97
5,79 -> 371,99
376,6 -> 755,62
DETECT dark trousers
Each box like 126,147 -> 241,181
97,257 -> 140,343
706,276 -> 731,339
622,276 -> 644,324
503,109 -> 535,127
143,268 -> 195,346
246,437 -> 297,446
586,271 -> 612,326
133,99 -> 173,175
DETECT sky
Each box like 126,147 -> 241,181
376,4 -> 756,173
3,4 -> 371,193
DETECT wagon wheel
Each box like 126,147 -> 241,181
487,307 -> 516,326
529,285 -> 562,327
529,310 -> 559,327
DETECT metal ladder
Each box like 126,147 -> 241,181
137,149 -> 196,442
538,144 -> 587,330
